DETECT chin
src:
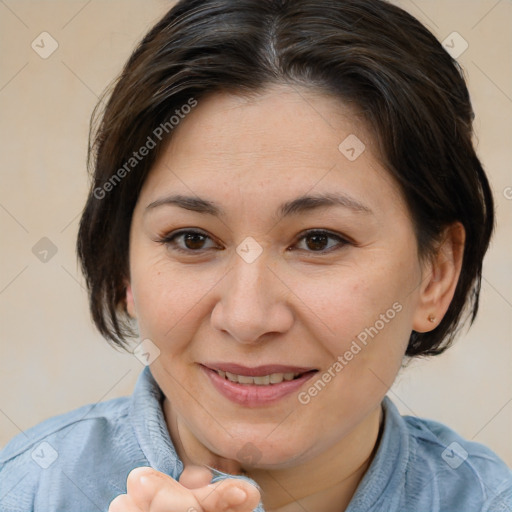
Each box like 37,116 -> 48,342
212,433 -> 314,470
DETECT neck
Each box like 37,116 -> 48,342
164,400 -> 383,512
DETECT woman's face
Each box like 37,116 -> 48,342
126,85 -> 428,468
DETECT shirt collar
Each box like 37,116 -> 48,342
346,396 -> 409,511
129,366 -> 184,478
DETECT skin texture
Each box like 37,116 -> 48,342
109,465 -> 261,512
117,84 -> 465,512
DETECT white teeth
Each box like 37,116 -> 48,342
269,373 -> 283,384
225,371 -> 238,382
237,375 -> 254,384
215,370 -> 302,385
253,375 -> 270,385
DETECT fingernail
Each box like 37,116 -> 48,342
227,486 -> 247,504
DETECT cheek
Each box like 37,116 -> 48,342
291,269 -> 413,435
130,255 -> 220,350
289,247 -> 418,381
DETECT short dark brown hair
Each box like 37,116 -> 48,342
77,0 -> 494,357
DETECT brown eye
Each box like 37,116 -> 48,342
160,229 -> 219,254
293,230 -> 348,253
305,233 -> 329,251
182,232 -> 208,250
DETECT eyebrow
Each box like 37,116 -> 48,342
145,192 -> 373,218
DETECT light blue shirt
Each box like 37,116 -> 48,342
1,366 -> 511,511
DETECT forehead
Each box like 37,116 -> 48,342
163,85 -> 368,166
138,85 -> 407,220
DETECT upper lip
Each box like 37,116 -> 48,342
202,363 -> 317,376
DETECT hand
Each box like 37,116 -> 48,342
108,464 -> 261,512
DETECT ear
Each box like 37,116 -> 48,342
125,281 -> 137,319
412,222 -> 465,333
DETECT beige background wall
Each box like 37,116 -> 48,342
1,0 -> 511,467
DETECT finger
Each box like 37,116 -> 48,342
192,478 -> 261,512
127,466 -> 202,512
108,493 -> 144,512
179,465 -> 213,489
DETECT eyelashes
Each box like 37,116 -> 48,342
157,228 -> 351,256
291,230 -> 349,253
159,230 -> 219,253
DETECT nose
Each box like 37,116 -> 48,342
210,251 -> 294,344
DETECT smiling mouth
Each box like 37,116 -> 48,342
213,369 -> 312,386
201,364 -> 319,406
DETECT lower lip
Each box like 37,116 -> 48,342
201,366 -> 317,407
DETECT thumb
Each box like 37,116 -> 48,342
126,466 -> 202,511
191,477 -> 261,512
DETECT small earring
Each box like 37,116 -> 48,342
428,313 -> 436,323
